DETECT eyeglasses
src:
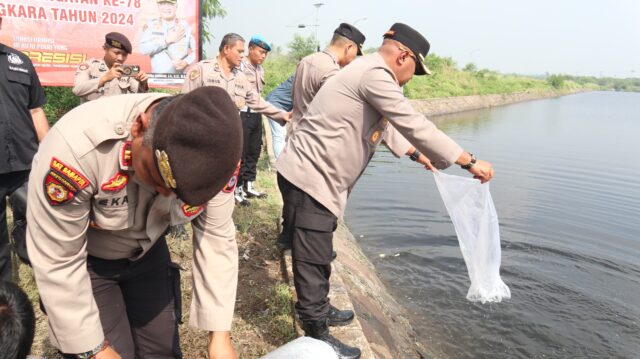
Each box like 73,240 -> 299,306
397,45 -> 430,74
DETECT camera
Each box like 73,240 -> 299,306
120,64 -> 140,77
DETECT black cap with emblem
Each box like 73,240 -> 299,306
383,23 -> 432,75
334,23 -> 366,55
105,32 -> 132,54
152,87 -> 243,206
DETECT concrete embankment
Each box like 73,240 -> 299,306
410,89 -> 579,117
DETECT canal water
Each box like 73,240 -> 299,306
344,92 -> 640,358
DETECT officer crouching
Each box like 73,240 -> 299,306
26,87 -> 242,358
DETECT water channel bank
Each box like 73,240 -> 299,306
269,89 -> 587,359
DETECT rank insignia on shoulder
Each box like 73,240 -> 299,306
101,172 -> 129,192
120,141 -> 132,168
370,130 -> 381,143
43,157 -> 90,206
189,69 -> 200,80
181,204 -> 203,218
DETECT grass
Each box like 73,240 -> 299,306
12,155 -> 295,358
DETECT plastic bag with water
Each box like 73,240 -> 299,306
433,171 -> 511,303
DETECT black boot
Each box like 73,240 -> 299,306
328,305 -> 354,326
302,319 -> 361,359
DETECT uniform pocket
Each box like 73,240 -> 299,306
6,69 -> 31,86
91,195 -> 135,230
293,208 -> 337,264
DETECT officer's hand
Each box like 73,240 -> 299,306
208,331 -> 237,359
135,70 -> 148,83
166,26 -> 186,44
282,111 -> 293,123
467,159 -> 494,183
417,153 -> 437,172
95,346 -> 121,359
100,66 -> 123,86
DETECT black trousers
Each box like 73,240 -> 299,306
240,111 -> 263,184
277,173 -> 337,321
0,170 -> 30,281
61,238 -> 182,359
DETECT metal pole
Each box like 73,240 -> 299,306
313,3 -> 324,51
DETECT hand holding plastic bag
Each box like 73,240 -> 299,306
433,171 -> 511,303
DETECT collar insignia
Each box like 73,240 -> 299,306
120,141 -> 132,169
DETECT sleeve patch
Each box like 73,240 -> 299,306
43,157 -> 90,206
189,69 -> 200,80
222,161 -> 241,193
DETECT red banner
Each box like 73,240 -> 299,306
0,0 -> 200,87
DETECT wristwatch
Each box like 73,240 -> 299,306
77,339 -> 109,359
409,149 -> 421,162
460,153 -> 477,170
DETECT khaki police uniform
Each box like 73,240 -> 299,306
140,17 -> 196,73
72,58 -> 144,103
26,93 -> 238,355
275,52 -> 463,322
289,50 -> 339,135
182,59 -> 288,121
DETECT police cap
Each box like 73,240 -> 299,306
249,35 -> 271,52
152,87 -> 243,206
156,0 -> 177,4
334,23 -> 366,55
383,23 -> 431,75
105,32 -> 132,54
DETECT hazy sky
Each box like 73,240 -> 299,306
206,0 -> 640,78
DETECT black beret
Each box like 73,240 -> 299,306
105,32 -> 132,54
152,87 -> 243,206
334,23 -> 366,55
383,23 -> 431,75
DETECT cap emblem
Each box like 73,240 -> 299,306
155,149 -> 177,189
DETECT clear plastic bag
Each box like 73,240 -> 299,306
433,171 -> 511,303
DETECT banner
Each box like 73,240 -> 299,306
0,0 -> 200,87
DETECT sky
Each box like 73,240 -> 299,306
205,0 -> 640,78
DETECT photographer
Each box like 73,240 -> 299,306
73,32 -> 148,103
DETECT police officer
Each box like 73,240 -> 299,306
26,87 -> 243,359
289,23 -> 365,136
73,32 -> 149,104
239,35 -> 272,199
276,23 -> 495,358
182,33 -> 291,206
0,15 -> 49,281
139,0 -> 196,74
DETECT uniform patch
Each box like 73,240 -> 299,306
8,53 -> 24,65
43,158 -> 90,205
370,130 -> 381,143
223,161 -> 241,193
101,172 -> 129,192
189,69 -> 200,80
78,63 -> 89,71
99,63 -> 107,71
181,204 -> 203,217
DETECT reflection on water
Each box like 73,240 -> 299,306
345,92 -> 640,358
